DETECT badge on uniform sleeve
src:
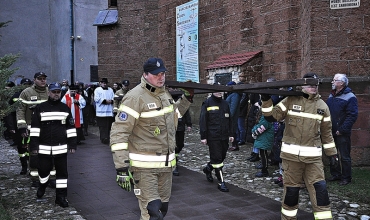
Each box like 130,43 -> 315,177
118,112 -> 128,121
68,118 -> 74,125
317,109 -> 324,115
225,113 -> 229,118
134,189 -> 141,195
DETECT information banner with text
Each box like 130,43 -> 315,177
176,0 -> 199,83
330,0 -> 360,9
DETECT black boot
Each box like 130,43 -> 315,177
218,182 -> 229,192
255,168 -> 269,177
55,197 -> 69,208
246,152 -> 256,160
215,168 -> 229,192
249,153 -> 260,162
37,183 -> 48,198
20,157 -> 28,175
203,163 -> 213,182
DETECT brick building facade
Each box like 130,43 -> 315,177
96,0 -> 370,165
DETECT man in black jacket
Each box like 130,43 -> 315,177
29,82 -> 77,207
200,91 -> 233,192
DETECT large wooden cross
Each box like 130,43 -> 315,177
166,78 -> 321,96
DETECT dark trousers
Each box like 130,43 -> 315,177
330,135 -> 352,181
96,116 -> 114,141
208,140 -> 229,165
175,131 -> 185,154
259,149 -> 268,169
38,155 -> 68,197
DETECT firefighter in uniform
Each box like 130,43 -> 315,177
16,72 -> 56,187
199,91 -> 233,192
113,79 -> 130,113
6,78 -> 33,175
29,82 -> 77,207
260,73 -> 338,220
110,58 -> 191,220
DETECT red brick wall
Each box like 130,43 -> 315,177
97,0 -> 370,165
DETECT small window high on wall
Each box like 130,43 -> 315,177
109,0 -> 117,7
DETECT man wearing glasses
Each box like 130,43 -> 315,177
327,73 -> 358,186
29,82 -> 77,207
17,72 -> 53,188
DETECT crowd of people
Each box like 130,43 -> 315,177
2,72 -> 132,208
2,59 -> 358,219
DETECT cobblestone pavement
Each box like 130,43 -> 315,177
1,125 -> 370,219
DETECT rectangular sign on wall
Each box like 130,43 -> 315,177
330,0 -> 360,9
176,0 -> 199,83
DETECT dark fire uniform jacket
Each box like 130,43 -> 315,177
29,99 -> 77,156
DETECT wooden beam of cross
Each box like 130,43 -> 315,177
166,78 -> 320,96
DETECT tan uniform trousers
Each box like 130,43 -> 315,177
133,168 -> 172,220
282,159 -> 332,220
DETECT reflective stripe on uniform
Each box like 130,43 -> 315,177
39,175 -> 50,184
262,105 -> 273,113
130,159 -> 176,168
323,142 -> 335,149
176,108 -> 182,118
29,127 -> 40,137
19,98 -> 47,105
281,142 -> 322,157
207,106 -> 219,111
40,112 -> 69,121
211,162 -> 224,168
30,170 -> 39,177
287,110 -> 323,120
129,153 -> 175,162
277,102 -> 287,111
67,128 -> 77,138
119,105 -> 140,119
111,143 -> 128,151
56,179 -> 68,188
314,210 -> 332,219
281,207 -> 298,217
50,170 -> 56,176
17,119 -> 26,124
38,144 -> 68,155
140,105 -> 174,118
19,152 -> 29,157
323,116 -> 331,122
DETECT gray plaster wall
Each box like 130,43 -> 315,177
0,0 -> 106,84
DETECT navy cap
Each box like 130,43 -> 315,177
48,82 -> 62,91
303,72 -> 319,79
20,78 -> 32,85
122,80 -> 130,86
143,58 -> 168,75
34,72 -> 47,78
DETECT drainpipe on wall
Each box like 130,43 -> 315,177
70,0 -> 75,83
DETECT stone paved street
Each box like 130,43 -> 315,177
0,125 -> 369,219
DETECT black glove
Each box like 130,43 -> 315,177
260,94 -> 271,101
330,154 -> 339,168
